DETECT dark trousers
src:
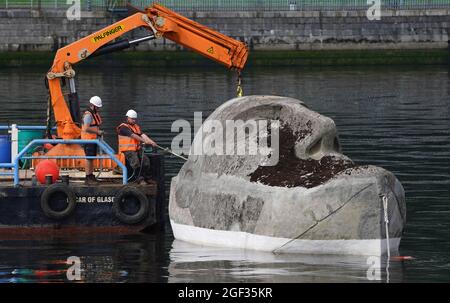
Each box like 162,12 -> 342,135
124,150 -> 151,179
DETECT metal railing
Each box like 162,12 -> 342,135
0,0 -> 449,11
0,125 -> 127,186
14,139 -> 127,185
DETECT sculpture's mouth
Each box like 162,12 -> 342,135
248,123 -> 358,188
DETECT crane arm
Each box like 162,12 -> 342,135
47,12 -> 152,139
46,3 -> 248,139
148,3 -> 248,70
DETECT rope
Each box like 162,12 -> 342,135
136,146 -> 146,180
382,195 -> 390,258
127,167 -> 135,182
96,135 -> 104,179
125,146 -> 146,183
155,144 -> 188,161
382,194 -> 391,283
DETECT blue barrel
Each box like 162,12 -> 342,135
0,135 -> 11,163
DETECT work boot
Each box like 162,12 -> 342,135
85,174 -> 99,185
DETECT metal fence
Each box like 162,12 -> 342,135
0,0 -> 449,11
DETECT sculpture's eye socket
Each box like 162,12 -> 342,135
306,136 -> 340,157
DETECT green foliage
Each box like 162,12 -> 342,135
0,50 -> 448,68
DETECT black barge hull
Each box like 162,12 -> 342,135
0,154 -> 166,234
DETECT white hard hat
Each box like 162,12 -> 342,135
89,96 -> 102,108
126,109 -> 138,119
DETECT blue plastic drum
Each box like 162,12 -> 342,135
0,135 -> 11,163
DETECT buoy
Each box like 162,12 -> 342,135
390,256 -> 414,261
47,260 -> 68,265
34,269 -> 66,277
35,160 -> 60,185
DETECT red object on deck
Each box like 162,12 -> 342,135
390,256 -> 414,261
35,160 -> 60,184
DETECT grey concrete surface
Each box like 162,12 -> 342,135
0,9 -> 448,51
169,96 -> 406,252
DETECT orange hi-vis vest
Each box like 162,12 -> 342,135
81,108 -> 102,140
116,123 -> 142,153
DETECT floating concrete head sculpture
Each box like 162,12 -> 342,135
170,96 -> 406,256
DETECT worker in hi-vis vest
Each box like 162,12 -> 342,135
116,109 -> 157,184
81,96 -> 104,185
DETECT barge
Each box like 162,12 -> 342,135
0,125 -> 166,234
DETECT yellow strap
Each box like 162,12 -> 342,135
236,70 -> 244,97
236,85 -> 243,97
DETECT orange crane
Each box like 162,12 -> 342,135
43,3 -> 248,169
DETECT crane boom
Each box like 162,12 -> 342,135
46,3 -> 249,140
149,3 -> 248,70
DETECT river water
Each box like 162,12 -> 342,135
0,65 -> 449,282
